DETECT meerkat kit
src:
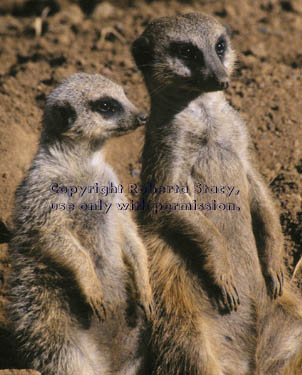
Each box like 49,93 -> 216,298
132,12 -> 302,375
7,73 -> 152,375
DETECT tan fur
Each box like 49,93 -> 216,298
132,13 -> 302,375
7,73 -> 152,375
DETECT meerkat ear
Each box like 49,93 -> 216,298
131,35 -> 153,71
0,219 -> 11,243
43,100 -> 77,139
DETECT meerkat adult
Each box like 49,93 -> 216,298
7,73 -> 152,375
132,13 -> 302,375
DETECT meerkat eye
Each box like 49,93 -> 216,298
170,42 -> 200,61
179,46 -> 196,60
215,36 -> 227,58
99,102 -> 115,113
90,97 -> 124,117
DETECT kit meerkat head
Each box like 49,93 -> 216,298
132,13 -> 236,94
41,73 -> 147,146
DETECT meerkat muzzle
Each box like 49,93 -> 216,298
136,112 -> 148,126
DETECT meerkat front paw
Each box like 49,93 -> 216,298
81,278 -> 108,321
86,294 -> 107,321
215,273 -> 240,312
264,266 -> 284,299
137,283 -> 153,321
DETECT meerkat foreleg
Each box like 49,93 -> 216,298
248,168 -> 284,299
40,228 -> 107,320
153,192 -> 240,312
121,218 -> 153,320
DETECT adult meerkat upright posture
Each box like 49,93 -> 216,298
7,73 -> 152,375
132,13 -> 302,375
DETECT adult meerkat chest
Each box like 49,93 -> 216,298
177,98 -> 237,149
191,143 -> 250,204
177,102 -> 250,199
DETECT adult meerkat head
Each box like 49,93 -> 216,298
42,73 -> 147,145
132,13 -> 236,93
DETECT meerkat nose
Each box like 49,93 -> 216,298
222,80 -> 229,90
137,112 -> 148,124
215,76 -> 229,90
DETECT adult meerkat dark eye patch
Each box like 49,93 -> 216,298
169,41 -> 204,64
89,97 -> 124,118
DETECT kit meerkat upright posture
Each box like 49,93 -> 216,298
132,13 -> 302,375
7,73 -> 152,375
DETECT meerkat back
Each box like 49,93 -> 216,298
7,73 -> 152,375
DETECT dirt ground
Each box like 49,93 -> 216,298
0,0 -> 301,369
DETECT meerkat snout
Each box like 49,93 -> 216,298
137,112 -> 148,124
42,73 -> 145,144
132,13 -> 236,94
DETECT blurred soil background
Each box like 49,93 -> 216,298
0,0 -> 301,369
